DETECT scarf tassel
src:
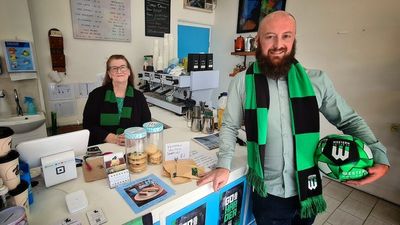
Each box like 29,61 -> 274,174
300,195 -> 327,218
247,168 -> 268,197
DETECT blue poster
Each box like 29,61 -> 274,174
2,41 -> 36,72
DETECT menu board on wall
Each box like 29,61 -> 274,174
70,0 -> 131,42
145,0 -> 170,37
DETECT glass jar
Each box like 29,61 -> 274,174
124,127 -> 147,173
142,122 -> 164,164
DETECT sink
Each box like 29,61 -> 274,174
0,112 -> 46,134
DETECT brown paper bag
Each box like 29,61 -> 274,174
176,164 -> 205,180
82,156 -> 107,182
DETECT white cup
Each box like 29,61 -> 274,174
9,180 -> 29,218
0,150 -> 20,190
0,127 -> 14,157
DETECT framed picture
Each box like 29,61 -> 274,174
237,0 -> 286,33
184,0 -> 214,13
1,40 -> 36,73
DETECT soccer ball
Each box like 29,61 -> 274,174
314,134 -> 374,182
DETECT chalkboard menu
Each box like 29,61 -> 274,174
145,0 -> 171,37
70,0 -> 131,42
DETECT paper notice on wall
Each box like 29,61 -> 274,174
76,82 -> 97,98
48,83 -> 75,100
49,100 -> 76,117
96,72 -> 105,87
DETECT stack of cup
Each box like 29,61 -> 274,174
0,127 -> 29,217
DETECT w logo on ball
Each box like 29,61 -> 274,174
332,144 -> 349,161
308,175 -> 318,190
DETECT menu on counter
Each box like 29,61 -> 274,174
145,0 -> 170,37
70,0 -> 131,42
116,174 -> 175,213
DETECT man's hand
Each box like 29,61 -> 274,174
197,168 -> 230,192
345,164 -> 389,186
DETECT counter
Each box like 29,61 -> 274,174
28,106 -> 250,225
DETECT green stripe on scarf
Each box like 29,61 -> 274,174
100,113 -> 120,126
100,85 -> 134,133
245,61 -> 326,218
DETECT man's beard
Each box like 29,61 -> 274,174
256,40 -> 296,80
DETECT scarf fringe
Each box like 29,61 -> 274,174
247,168 -> 267,197
300,195 -> 327,218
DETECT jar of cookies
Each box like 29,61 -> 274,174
124,127 -> 147,173
142,122 -> 164,164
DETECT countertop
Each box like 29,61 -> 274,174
28,106 -> 248,225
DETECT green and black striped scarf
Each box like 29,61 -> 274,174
100,85 -> 134,135
244,61 -> 326,218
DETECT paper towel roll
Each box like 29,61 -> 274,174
157,53 -> 163,72
163,34 -> 169,69
153,39 -> 159,71
168,34 -> 174,62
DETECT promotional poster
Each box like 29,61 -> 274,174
173,203 -> 206,225
2,41 -> 36,72
219,182 -> 244,225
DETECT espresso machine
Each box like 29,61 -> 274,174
138,70 -> 219,115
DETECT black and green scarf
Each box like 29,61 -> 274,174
100,85 -> 134,135
244,61 -> 326,218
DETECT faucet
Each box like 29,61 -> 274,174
14,89 -> 24,116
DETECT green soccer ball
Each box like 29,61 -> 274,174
314,134 -> 374,182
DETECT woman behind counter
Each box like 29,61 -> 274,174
83,54 -> 151,146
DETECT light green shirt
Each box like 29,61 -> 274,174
217,69 -> 389,198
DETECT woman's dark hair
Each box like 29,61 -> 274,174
102,54 -> 134,86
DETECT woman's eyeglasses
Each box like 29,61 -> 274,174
109,65 -> 128,73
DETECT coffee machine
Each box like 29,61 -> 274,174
138,70 -> 219,115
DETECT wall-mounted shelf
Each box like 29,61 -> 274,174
230,51 -> 255,76
231,51 -> 255,67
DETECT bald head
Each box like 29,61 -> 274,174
258,10 -> 296,34
255,10 -> 297,78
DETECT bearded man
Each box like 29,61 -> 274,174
197,11 -> 389,225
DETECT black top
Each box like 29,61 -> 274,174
83,84 -> 151,146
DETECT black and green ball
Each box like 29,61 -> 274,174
314,134 -> 374,182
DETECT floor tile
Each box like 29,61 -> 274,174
314,213 -> 330,225
321,176 -> 331,187
338,197 -> 373,220
315,193 -> 342,224
364,216 -> 394,225
326,209 -> 363,225
347,189 -> 378,206
323,181 -> 352,202
370,199 -> 400,224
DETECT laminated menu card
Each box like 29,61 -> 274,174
116,174 -> 175,213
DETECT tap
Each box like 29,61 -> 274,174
14,89 -> 24,116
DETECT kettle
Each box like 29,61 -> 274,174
234,36 -> 244,52
245,35 -> 255,52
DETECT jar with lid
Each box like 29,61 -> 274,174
143,122 -> 164,164
124,127 -> 147,173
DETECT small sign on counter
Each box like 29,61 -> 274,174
164,141 -> 190,161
